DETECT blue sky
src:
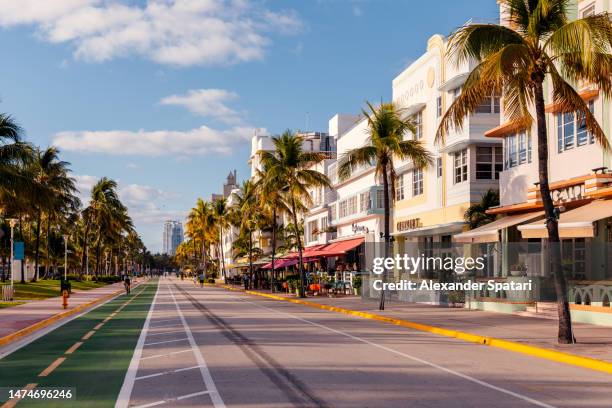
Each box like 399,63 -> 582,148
0,0 -> 499,252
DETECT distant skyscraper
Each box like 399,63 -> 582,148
162,220 -> 183,255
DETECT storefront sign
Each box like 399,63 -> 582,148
551,183 -> 585,204
396,218 -> 422,232
395,79 -> 425,107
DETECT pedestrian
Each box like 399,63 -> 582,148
243,273 -> 249,290
198,272 -> 205,288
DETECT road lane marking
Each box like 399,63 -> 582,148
132,390 -> 213,408
38,357 -> 66,377
115,281 -> 159,408
143,338 -> 188,346
65,341 -> 83,355
149,318 -> 179,325
240,297 -> 558,408
82,330 -> 96,340
168,283 -> 225,408
0,383 -> 38,408
145,322 -> 179,329
140,349 -> 192,361
146,330 -> 185,337
135,365 -> 203,381
94,323 -> 104,330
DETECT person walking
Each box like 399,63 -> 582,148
198,272 -> 205,288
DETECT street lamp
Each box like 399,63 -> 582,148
7,219 -> 17,290
63,234 -> 69,281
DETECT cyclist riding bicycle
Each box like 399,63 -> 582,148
124,274 -> 131,295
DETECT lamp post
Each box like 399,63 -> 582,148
7,219 -> 17,289
63,234 -> 68,281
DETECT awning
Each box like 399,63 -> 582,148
309,237 -> 365,257
261,257 -> 317,269
393,222 -> 464,237
438,72 -> 469,92
402,103 -> 426,117
454,211 -> 544,243
518,201 -> 612,239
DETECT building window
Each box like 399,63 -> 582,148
411,111 -> 423,140
450,87 -> 461,102
476,146 -> 503,180
505,131 -> 531,169
376,189 -> 384,209
436,96 -> 442,117
330,203 -> 337,221
339,200 -> 347,218
436,157 -> 443,178
557,100 -> 595,153
359,192 -> 370,212
476,93 -> 501,114
347,196 -> 357,215
320,217 -> 328,233
395,175 -> 405,201
307,220 -> 318,243
454,149 -> 468,183
412,169 -> 424,196
582,3 -> 595,17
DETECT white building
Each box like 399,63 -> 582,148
162,220 -> 183,256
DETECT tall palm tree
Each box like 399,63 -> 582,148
27,147 -> 79,281
436,0 -> 612,344
255,165 -> 290,289
464,189 -> 500,230
260,131 -> 331,298
339,102 -> 432,310
212,198 -> 230,280
231,180 -> 259,282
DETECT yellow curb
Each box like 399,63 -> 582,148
0,281 -> 145,348
221,285 -> 612,375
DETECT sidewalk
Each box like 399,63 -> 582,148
228,285 -> 612,363
0,280 -> 137,345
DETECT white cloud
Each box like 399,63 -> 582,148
126,162 -> 140,169
52,125 -> 260,156
159,88 -> 243,124
0,0 -> 302,66
74,174 -> 185,251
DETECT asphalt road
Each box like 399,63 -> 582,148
121,278 -> 612,408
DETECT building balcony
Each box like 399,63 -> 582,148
330,185 -> 384,226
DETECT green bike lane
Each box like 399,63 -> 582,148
0,280 -> 158,408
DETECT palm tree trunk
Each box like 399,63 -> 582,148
291,197 -> 306,298
33,209 -> 42,282
248,229 -> 254,287
271,206 -> 277,292
534,80 -> 574,344
380,162 -> 390,310
80,217 -> 91,275
19,217 -> 25,284
44,217 -> 51,278
219,225 -> 226,280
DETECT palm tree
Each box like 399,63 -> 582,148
231,180 -> 259,283
27,147 -> 79,281
260,131 -> 331,298
464,189 -> 500,230
0,114 -> 31,199
255,165 -> 290,290
212,198 -> 230,280
339,102 -> 432,310
436,0 -> 612,344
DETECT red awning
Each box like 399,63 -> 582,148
309,237 -> 364,258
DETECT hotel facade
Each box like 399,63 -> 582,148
220,0 -> 612,326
